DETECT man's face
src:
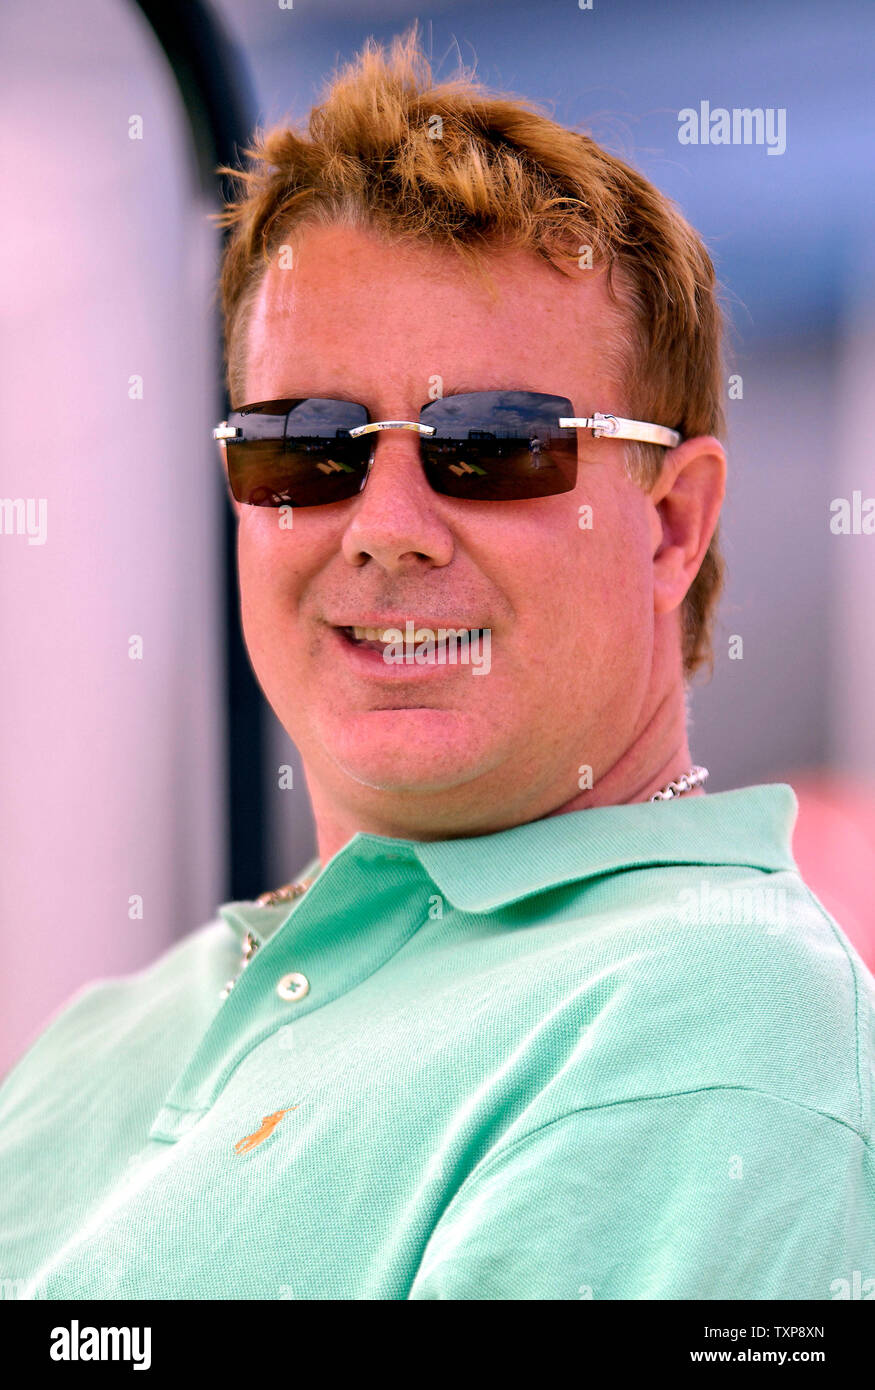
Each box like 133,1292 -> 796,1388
238,221 -> 663,837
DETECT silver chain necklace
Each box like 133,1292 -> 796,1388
649,764 -> 709,801
219,764 -> 708,999
219,879 -> 314,1000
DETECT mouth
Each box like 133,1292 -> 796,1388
337,624 -> 487,653
329,620 -> 490,679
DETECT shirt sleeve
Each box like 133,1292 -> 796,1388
407,1086 -> 875,1300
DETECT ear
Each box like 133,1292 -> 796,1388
647,435 -> 726,616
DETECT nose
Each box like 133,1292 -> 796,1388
340,429 -> 455,573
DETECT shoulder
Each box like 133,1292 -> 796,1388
503,865 -> 872,1134
0,915 -> 234,1098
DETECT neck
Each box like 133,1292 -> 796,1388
306,674 -> 698,866
547,683 -> 699,816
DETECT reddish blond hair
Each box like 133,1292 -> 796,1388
213,27 -> 727,679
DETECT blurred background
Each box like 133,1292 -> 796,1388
1,0 -> 874,1074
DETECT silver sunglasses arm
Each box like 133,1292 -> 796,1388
558,412 -> 681,448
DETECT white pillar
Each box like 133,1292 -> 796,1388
0,0 -> 226,1074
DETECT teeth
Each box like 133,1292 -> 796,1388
349,625 -> 480,642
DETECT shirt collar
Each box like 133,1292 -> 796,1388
220,783 -> 798,930
415,782 -> 798,911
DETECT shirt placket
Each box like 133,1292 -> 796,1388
147,842 -> 431,1142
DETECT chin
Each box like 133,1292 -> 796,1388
320,706 -> 489,794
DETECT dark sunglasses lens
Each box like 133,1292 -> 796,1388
225,399 -> 370,506
418,391 -> 578,500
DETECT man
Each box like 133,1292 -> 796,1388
1,31 -> 872,1301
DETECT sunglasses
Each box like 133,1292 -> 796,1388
212,390 -> 681,507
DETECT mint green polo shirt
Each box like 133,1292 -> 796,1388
1,784 -> 872,1300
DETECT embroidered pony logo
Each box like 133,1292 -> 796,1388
234,1107 -> 297,1154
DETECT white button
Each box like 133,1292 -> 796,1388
276,971 -> 310,1002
